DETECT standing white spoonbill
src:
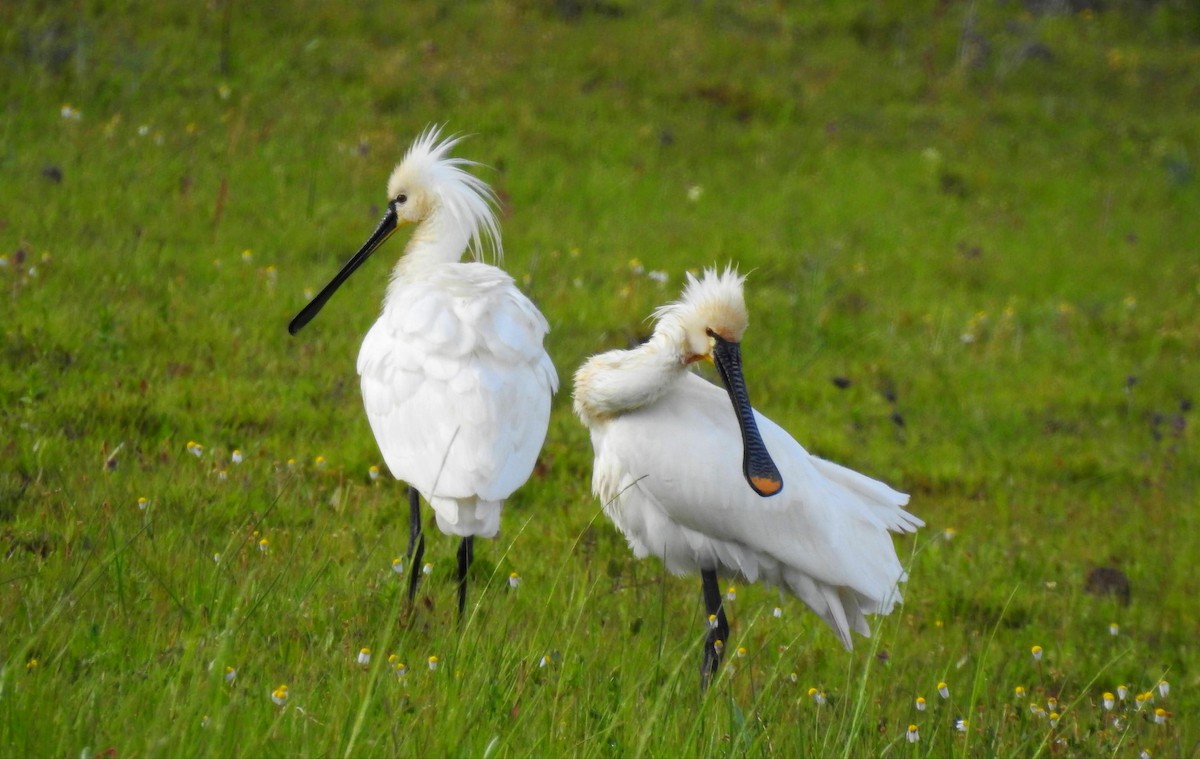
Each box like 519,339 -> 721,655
573,267 -> 921,688
290,127 -> 558,618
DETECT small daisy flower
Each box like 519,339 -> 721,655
687,185 -> 703,202
808,688 -> 826,706
1014,685 -> 1026,699
906,724 -> 919,743
788,672 -> 798,684
915,696 -> 926,711
26,658 -> 37,671
357,648 -> 371,666
1031,645 -> 1043,662
1117,684 -> 1129,701
707,614 -> 718,630
231,449 -> 244,464
241,249 -> 254,263
271,685 -> 288,705
712,640 -> 724,656
1049,712 -> 1060,727
1102,692 -> 1115,710
287,458 -> 298,469
538,654 -> 550,668
60,104 -> 81,120
187,441 -> 204,457
368,465 -> 380,481
508,572 -> 522,588
938,682 -> 949,699
137,496 -> 149,510
258,538 -> 269,554
201,715 -> 211,728
1108,622 -> 1119,636
735,646 -> 747,659
1030,703 -> 1045,717
627,258 -> 644,275
392,558 -> 404,574
217,83 -> 231,100
1140,750 -> 1152,759
213,553 -> 221,563
955,718 -> 968,732
422,562 -> 433,575
427,655 -> 439,671
224,666 -> 237,683
388,655 -> 407,677
1153,707 -> 1167,725
647,270 -> 669,283
1046,696 -> 1058,712
1135,692 -> 1150,711
942,527 -> 957,540
725,586 -> 736,601
314,455 -> 327,469
772,607 -> 782,618
1157,680 -> 1169,698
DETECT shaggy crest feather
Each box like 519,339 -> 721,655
386,125 -> 503,263
651,266 -> 748,343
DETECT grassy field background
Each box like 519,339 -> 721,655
2,1 -> 1198,756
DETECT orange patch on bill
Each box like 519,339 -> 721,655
752,476 -> 782,496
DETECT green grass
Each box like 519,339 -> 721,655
2,0 -> 1198,756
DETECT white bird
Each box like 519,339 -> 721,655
573,267 -> 921,687
290,127 -> 558,617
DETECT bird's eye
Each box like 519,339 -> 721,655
705,328 -> 717,338
396,193 -> 408,205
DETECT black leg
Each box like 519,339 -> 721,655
456,536 -> 474,621
700,569 -> 729,691
406,486 -> 425,603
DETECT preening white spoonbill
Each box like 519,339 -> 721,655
290,127 -> 558,618
573,268 -> 921,688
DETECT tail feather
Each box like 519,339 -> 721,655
429,495 -> 503,538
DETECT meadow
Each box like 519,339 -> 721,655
2,1 -> 1198,756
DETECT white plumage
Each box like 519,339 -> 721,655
291,127 -> 557,613
574,268 -> 921,661
359,261 -> 557,537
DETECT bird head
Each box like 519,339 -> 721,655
654,267 -> 750,363
288,126 -> 501,335
654,268 -> 782,498
383,127 -> 501,253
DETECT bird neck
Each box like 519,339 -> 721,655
400,208 -> 475,269
573,334 -> 688,424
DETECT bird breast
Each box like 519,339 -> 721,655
358,262 -> 557,502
